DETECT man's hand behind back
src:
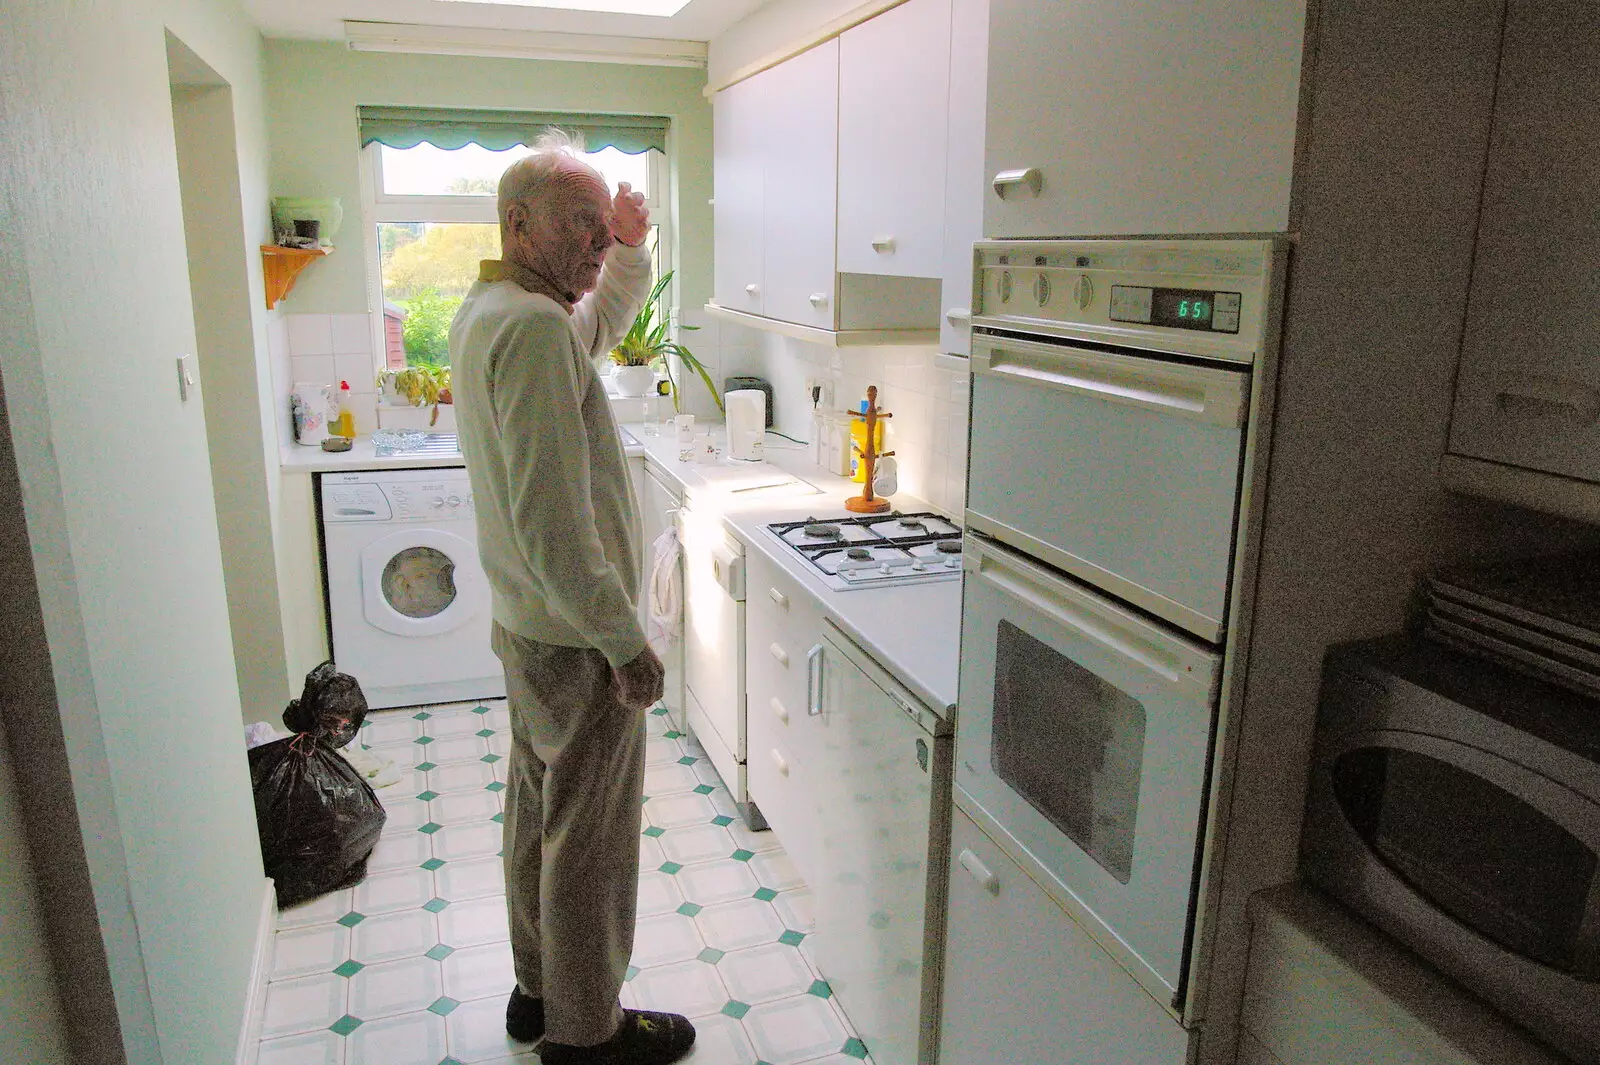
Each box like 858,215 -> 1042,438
612,646 -> 665,712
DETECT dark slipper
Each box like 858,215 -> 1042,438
505,986 -> 545,1043
539,1009 -> 696,1065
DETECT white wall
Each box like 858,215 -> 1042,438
0,0 -> 275,1060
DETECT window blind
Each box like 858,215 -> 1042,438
358,106 -> 668,155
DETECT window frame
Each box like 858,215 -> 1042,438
361,142 -> 671,370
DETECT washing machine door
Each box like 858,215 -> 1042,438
360,528 -> 486,637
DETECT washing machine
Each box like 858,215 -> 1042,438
320,467 -> 505,709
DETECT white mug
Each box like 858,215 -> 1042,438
674,414 -> 696,443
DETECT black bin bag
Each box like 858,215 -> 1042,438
249,661 -> 387,908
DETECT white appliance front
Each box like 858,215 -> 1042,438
679,504 -> 748,812
955,533 -> 1220,1005
322,468 -> 504,710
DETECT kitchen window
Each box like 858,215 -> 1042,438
358,107 -> 671,370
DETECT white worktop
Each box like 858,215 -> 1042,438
624,420 -> 963,715
279,427 -> 646,474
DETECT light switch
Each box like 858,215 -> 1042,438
176,354 -> 196,402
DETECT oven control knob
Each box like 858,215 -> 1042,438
912,561 -> 927,572
1074,274 -> 1094,309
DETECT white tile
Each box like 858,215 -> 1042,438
424,709 -> 489,739
694,898 -> 785,953
631,912 -> 705,968
431,790 -> 500,826
365,740 -> 427,770
429,761 -> 496,794
437,894 -> 510,949
261,972 -> 347,1039
488,731 -> 509,757
435,855 -> 505,903
333,353 -> 374,392
433,820 -> 503,863
645,793 -> 717,830
272,924 -> 351,980
675,859 -> 759,907
749,851 -> 805,893
378,798 -> 430,837
343,1009 -> 449,1065
772,888 -> 816,934
644,736 -> 681,766
487,706 -> 511,731
659,823 -> 735,866
385,767 -> 429,797
707,788 -> 740,821
673,1011 -> 757,1065
255,1028 -> 344,1065
330,313 -> 374,355
353,866 -> 435,916
640,833 -> 666,869
644,761 -> 701,797
421,734 -> 490,765
346,955 -> 444,1021
277,889 -> 352,931
349,393 -> 380,436
441,941 -> 515,1004
637,869 -> 685,918
444,992 -> 532,1063
350,909 -> 438,964
727,821 -> 783,856
691,759 -> 726,788
287,314 -> 334,356
628,960 -> 727,1018
365,830 -> 432,874
291,354 -> 337,389
364,713 -> 424,746
742,994 -> 849,1064
716,943 -> 815,1005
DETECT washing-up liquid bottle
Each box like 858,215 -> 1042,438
332,381 -> 356,438
849,399 -> 884,482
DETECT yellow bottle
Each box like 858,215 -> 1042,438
332,380 -> 356,438
849,400 -> 884,482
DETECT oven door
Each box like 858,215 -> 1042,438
966,331 -> 1250,643
955,532 -> 1221,1004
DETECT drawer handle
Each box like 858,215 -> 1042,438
945,307 -> 972,324
871,235 -> 896,254
769,748 -> 789,776
771,696 -> 789,723
745,283 -> 760,296
808,292 -> 829,308
806,643 -> 825,716
769,642 -> 789,667
959,849 -> 1000,894
992,167 -> 1042,199
767,587 -> 789,609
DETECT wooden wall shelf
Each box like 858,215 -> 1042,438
261,245 -> 330,309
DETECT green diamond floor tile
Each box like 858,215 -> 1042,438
778,929 -> 805,946
416,790 -> 439,802
422,897 -> 449,913
808,979 -> 832,998
425,944 -> 455,962
486,781 -> 506,792
427,996 -> 460,1016
658,861 -> 682,875
417,761 -> 437,772
329,1015 -> 363,1037
416,735 -> 435,745
418,822 -> 443,835
413,711 -> 432,721
693,784 -> 715,795
731,849 -> 754,862
711,815 -> 734,827
625,965 -> 639,981
720,1000 -> 750,1020
476,729 -> 495,738
842,1036 -> 869,1059
337,912 -> 366,928
492,813 -> 505,824
439,1058 -> 466,1065
664,730 -> 683,739
333,960 -> 365,978
471,705 -> 490,714
651,707 -> 669,716
642,826 -> 665,838
677,756 -> 697,766
676,902 -> 702,917
482,753 -> 502,763
753,887 -> 778,902
421,858 -> 445,871
696,947 -> 724,964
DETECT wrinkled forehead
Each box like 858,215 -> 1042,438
552,158 -> 611,214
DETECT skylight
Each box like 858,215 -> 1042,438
433,0 -> 693,14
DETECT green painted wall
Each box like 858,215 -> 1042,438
263,42 -> 714,317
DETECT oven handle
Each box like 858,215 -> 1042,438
966,536 -> 1216,694
972,335 -> 1248,429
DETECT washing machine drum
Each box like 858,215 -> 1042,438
361,529 -> 486,637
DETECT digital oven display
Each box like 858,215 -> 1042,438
1109,285 -> 1242,334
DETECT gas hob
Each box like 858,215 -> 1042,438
766,512 -> 964,591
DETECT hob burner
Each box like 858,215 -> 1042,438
765,511 -> 964,591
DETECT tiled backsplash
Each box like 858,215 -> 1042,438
271,312 -> 382,446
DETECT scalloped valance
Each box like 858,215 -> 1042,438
358,106 -> 668,155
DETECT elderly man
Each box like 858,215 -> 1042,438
449,131 -> 692,1065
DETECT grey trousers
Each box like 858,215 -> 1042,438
492,623 -> 646,1046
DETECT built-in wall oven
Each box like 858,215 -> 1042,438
954,239 -> 1288,1011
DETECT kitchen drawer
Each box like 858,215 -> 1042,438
746,709 -> 820,886
744,551 -> 828,767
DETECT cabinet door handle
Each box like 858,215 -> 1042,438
958,849 -> 1000,894
771,696 -> 789,724
745,283 -> 760,296
770,748 -> 789,776
769,642 -> 790,667
808,292 -> 829,308
992,167 -> 1043,199
768,587 -> 789,609
945,307 -> 972,324
806,643 -> 825,716
871,235 -> 896,254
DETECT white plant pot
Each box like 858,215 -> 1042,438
612,365 -> 656,397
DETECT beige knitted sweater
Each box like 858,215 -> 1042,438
449,241 -> 653,668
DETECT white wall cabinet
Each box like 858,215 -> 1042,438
938,801 -> 1190,1065
836,0 -> 951,280
712,69 -> 767,319
982,0 -> 1306,239
1443,0 -> 1600,515
937,0 -> 989,356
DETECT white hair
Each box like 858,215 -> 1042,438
497,127 -> 595,241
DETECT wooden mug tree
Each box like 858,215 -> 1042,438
846,385 -> 895,514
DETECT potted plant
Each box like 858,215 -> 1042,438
377,365 -> 453,426
611,271 -> 723,414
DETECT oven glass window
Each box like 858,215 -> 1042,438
382,546 -> 458,619
1332,747 -> 1598,975
991,621 -> 1145,883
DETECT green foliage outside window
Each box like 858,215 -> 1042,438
399,287 -> 459,367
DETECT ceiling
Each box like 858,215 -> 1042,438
241,0 -> 767,44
